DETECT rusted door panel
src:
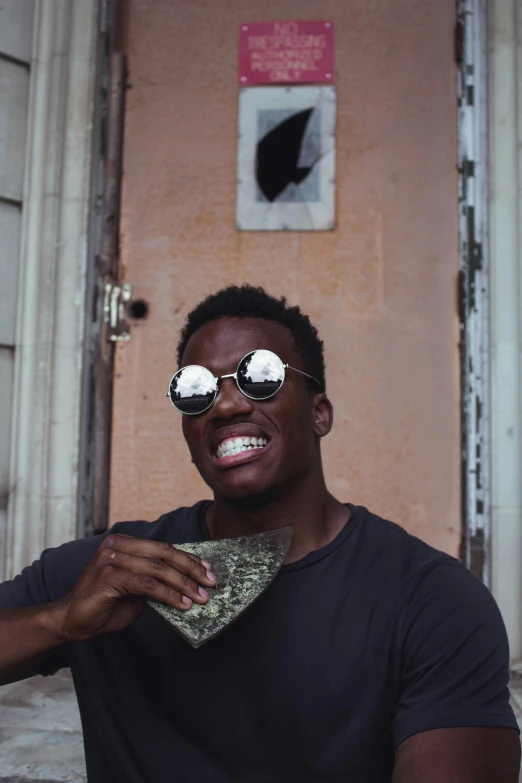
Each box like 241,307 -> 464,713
110,0 -> 460,556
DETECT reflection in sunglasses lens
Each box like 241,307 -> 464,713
237,350 -> 284,400
170,366 -> 217,414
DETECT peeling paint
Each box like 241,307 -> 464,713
457,0 -> 490,583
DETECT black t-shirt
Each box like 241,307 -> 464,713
0,503 -> 518,782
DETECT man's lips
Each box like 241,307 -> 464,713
212,441 -> 270,469
209,425 -> 271,467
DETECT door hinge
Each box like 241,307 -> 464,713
104,282 -> 132,341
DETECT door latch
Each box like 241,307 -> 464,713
104,283 -> 132,342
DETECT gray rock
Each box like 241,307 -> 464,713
148,527 -> 294,647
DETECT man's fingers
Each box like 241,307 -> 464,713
101,563 -> 194,610
97,546 -> 210,607
101,534 -> 216,587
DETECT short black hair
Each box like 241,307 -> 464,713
177,285 -> 326,392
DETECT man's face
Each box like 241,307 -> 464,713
179,317 -> 331,503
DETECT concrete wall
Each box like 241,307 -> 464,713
111,0 -> 460,555
489,0 -> 522,659
0,1 -> 34,581
5,0 -> 100,578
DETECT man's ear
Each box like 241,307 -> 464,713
312,393 -> 333,438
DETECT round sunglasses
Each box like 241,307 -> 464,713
166,349 -> 320,415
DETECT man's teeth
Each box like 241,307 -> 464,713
216,436 -> 268,459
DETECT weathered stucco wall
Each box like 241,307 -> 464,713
111,0 -> 460,555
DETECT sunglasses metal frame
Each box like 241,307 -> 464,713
166,349 -> 320,415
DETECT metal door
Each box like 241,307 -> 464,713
107,0 -> 461,556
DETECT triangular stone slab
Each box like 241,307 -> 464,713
147,527 -> 294,648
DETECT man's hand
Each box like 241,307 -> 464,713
393,727 -> 521,782
53,534 -> 217,643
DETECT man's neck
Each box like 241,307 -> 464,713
205,472 -> 350,564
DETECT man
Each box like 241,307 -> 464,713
0,285 -> 519,782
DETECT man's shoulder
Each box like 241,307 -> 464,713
353,509 -> 507,694
351,504 -> 469,596
110,499 -> 209,543
354,504 -> 451,564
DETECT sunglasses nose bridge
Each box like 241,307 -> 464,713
212,374 -> 252,413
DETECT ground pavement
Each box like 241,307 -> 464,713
0,669 -> 521,782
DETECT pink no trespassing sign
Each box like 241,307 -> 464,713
239,20 -> 334,85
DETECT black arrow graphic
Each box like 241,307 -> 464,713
255,108 -> 317,202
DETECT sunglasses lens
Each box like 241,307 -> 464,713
168,365 -> 217,414
237,350 -> 285,400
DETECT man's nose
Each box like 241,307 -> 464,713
211,377 -> 254,417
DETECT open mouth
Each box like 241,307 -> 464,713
216,436 -> 268,460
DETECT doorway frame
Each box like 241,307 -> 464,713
457,0 -> 491,585
459,0 -> 522,660
78,0 -> 128,539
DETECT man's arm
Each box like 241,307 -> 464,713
392,558 -> 519,779
0,603 -> 69,686
0,533 -> 217,686
393,727 -> 520,782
